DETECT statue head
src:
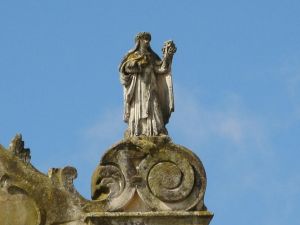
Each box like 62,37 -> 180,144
135,32 -> 151,43
134,32 -> 151,51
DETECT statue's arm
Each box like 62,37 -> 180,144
155,40 -> 176,74
155,56 -> 173,74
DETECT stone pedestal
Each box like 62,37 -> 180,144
89,136 -> 213,225
91,136 -> 207,212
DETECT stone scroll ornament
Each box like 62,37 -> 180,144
91,137 -> 207,211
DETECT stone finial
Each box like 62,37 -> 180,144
8,134 -> 31,163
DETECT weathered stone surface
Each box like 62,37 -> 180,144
84,211 -> 213,225
0,133 -> 212,225
91,136 -> 207,211
8,134 -> 31,163
0,187 -> 39,225
0,138 -> 105,225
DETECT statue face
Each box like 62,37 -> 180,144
139,38 -> 150,49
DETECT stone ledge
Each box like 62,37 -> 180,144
85,211 -> 213,225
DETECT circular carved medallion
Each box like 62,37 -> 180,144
138,147 -> 206,210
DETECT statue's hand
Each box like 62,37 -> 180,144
162,40 -> 177,58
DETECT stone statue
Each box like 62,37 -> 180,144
119,32 -> 177,136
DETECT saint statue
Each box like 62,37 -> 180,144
119,32 -> 176,136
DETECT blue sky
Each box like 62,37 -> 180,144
0,1 -> 300,224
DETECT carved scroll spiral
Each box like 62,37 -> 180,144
91,148 -> 144,210
148,160 -> 194,203
91,141 -> 150,211
137,148 -> 206,211
91,164 -> 125,201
